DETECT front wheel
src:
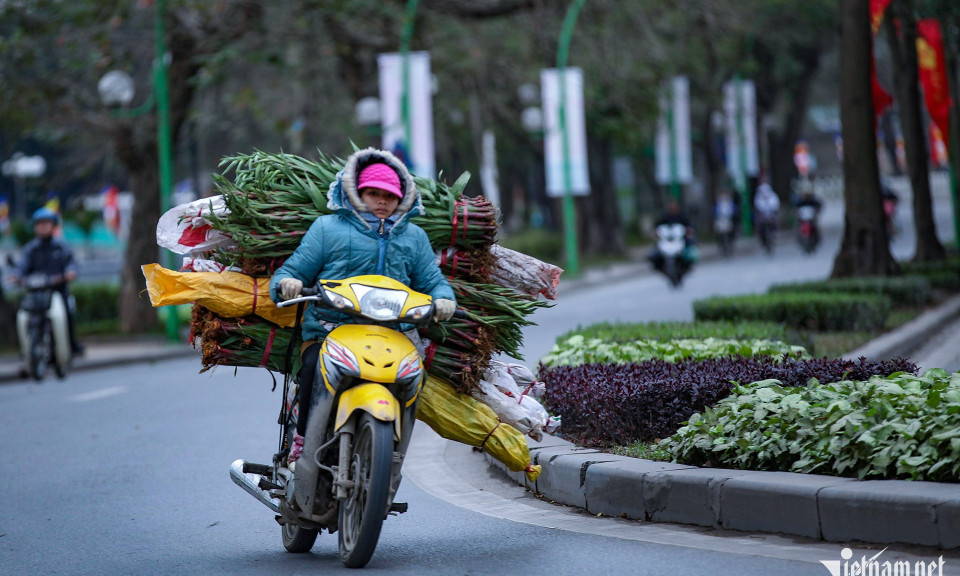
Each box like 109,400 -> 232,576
28,320 -> 51,381
282,522 -> 318,553
338,412 -> 394,568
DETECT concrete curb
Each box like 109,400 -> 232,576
843,294 -> 960,362
486,435 -> 960,549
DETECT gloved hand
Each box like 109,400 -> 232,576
433,298 -> 456,321
279,278 -> 303,300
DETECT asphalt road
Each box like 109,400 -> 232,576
3,359 -> 955,576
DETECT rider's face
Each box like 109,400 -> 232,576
360,188 -> 400,219
34,220 -> 54,238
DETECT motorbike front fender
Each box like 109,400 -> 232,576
48,291 -> 70,368
335,383 -> 401,441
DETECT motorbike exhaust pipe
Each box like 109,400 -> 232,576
229,459 -> 280,513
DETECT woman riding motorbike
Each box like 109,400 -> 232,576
268,148 -> 456,466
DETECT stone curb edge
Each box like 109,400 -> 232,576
484,438 -> 960,549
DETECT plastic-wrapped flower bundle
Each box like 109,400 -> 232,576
151,149 -> 558,393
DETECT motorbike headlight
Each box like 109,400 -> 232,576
323,289 -> 355,310
351,285 -> 407,321
395,351 -> 423,386
404,304 -> 432,321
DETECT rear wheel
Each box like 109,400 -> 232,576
338,412 -> 393,568
282,522 -> 319,553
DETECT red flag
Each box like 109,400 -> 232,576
870,0 -> 892,35
916,19 -> 952,150
871,53 -> 893,120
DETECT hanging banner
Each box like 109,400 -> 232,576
377,51 -> 436,178
870,0 -> 892,35
541,67 -> 590,197
655,76 -> 693,186
916,19 -> 952,150
722,79 -> 759,187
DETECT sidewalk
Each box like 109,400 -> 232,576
0,334 -> 196,383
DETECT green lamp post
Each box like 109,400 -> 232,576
556,0 -> 586,277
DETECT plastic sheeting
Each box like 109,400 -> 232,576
489,244 -> 563,300
417,375 -> 541,482
141,263 -> 297,328
156,195 -> 234,255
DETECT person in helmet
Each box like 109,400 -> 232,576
10,208 -> 84,356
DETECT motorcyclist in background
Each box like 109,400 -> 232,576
9,207 -> 84,356
649,199 -> 698,279
793,183 -> 823,252
753,179 -> 780,253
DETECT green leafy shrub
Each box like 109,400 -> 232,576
541,335 -> 806,368
693,292 -> 891,332
662,370 -> 960,482
768,275 -> 932,308
71,283 -> 119,325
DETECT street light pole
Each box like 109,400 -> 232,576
154,0 -> 179,342
557,0 -> 586,277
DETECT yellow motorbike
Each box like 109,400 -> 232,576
230,275 -> 456,568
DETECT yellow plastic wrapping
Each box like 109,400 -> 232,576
141,263 -> 297,327
417,375 -> 541,482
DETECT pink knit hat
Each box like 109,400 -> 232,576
358,163 -> 403,199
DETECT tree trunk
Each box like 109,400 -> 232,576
947,51 -> 960,253
578,137 -> 624,257
832,0 -> 897,278
885,0 -> 946,262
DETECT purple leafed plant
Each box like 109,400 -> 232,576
540,356 -> 916,447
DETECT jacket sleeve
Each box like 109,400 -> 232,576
269,218 -> 327,303
407,226 -> 455,304
60,240 -> 78,277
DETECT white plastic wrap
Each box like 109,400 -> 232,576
470,361 -> 552,441
181,257 -> 243,273
489,244 -> 563,300
156,195 -> 234,255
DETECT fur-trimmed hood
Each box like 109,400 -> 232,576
326,148 -> 424,227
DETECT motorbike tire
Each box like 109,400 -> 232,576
338,412 -> 393,568
282,522 -> 319,553
29,324 -> 50,381
664,258 -> 682,288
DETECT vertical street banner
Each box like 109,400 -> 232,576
541,67 -> 590,198
655,76 -> 693,186
917,19 -> 951,151
378,51 -> 436,178
723,79 -> 759,187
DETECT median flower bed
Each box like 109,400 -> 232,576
541,354 -> 915,447
662,370 -> 960,482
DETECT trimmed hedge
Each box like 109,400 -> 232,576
541,355 -> 916,447
555,320 -> 797,345
693,292 -> 892,332
69,283 -> 119,325
768,275 -> 932,308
